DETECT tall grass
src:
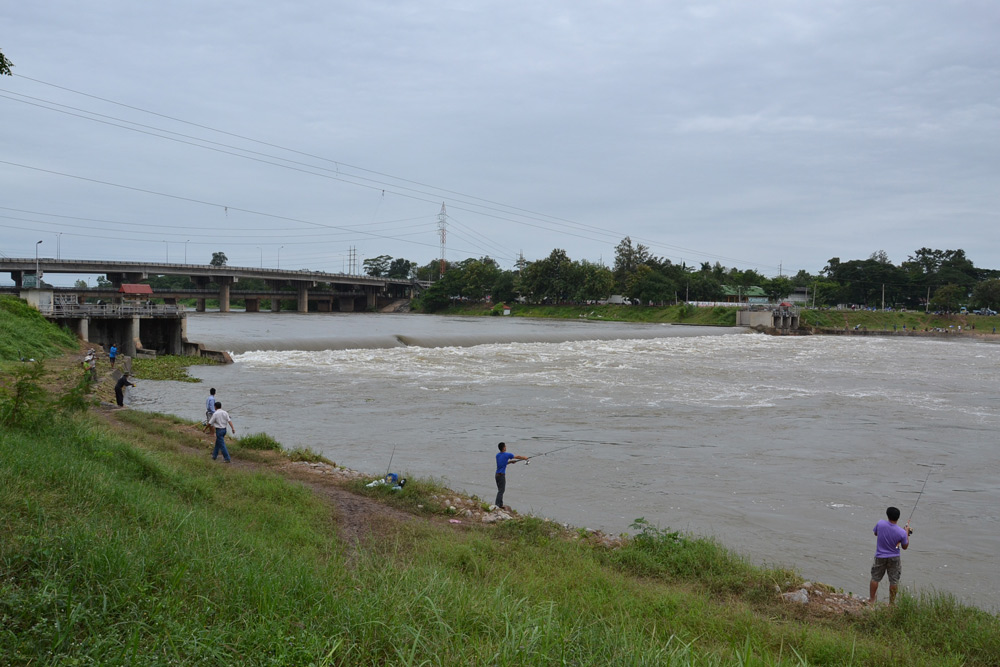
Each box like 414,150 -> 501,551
0,295 -> 78,362
2,402 -> 999,664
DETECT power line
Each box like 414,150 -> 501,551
4,75 -> 781,271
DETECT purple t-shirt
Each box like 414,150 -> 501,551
873,519 -> 909,558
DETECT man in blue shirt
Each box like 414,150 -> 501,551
494,442 -> 529,510
869,506 -> 912,605
203,388 -> 217,434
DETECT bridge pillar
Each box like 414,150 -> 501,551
296,283 -> 309,313
316,298 -> 332,312
217,277 -> 233,313
106,272 -> 146,287
367,289 -> 377,310
271,297 -> 281,312
9,270 -> 23,288
338,297 -> 355,312
196,299 -> 206,312
245,298 -> 260,313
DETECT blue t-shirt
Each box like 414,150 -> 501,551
873,519 -> 909,558
496,451 -> 515,474
109,346 -> 117,359
206,395 -> 216,413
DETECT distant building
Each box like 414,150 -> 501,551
118,283 -> 153,303
721,286 -> 767,304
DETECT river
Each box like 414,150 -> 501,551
131,312 -> 1000,610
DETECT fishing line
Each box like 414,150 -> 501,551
906,466 -> 938,531
514,443 -> 577,465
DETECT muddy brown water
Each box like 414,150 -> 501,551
131,313 -> 1000,610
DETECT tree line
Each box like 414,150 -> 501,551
366,241 -> 1000,313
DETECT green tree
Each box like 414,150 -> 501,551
929,284 -> 964,312
0,49 -> 13,76
629,265 -> 676,304
363,254 -> 392,277
415,260 -> 447,281
459,257 -> 501,301
972,279 -> 1000,310
96,275 -> 113,288
763,276 -> 794,303
387,258 -> 415,279
74,279 -> 88,289
790,269 -> 815,287
613,237 -> 652,292
491,271 -> 518,304
519,249 -> 578,303
579,261 -> 615,301
210,252 -> 228,267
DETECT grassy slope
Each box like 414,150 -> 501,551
3,297 -> 1000,665
0,295 -> 78,364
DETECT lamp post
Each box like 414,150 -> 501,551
35,240 -> 43,286
56,232 -> 62,260
163,240 -> 169,263
278,245 -> 284,269
185,240 -> 190,264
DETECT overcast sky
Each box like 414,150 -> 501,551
2,1 -> 998,285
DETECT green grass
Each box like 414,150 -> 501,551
130,354 -> 222,382
437,301 -> 1000,334
4,408 -> 1000,664
0,295 -> 78,362
3,298 -> 1000,664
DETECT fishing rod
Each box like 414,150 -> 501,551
905,467 -> 934,533
385,445 -> 397,477
513,443 -> 577,465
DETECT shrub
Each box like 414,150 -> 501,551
0,361 -> 47,428
238,432 -> 283,451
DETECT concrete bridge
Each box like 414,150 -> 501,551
0,258 -> 426,313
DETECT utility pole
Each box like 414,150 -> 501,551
882,284 -> 885,311
35,240 -> 43,284
437,202 -> 448,277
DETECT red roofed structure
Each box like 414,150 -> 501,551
118,284 -> 154,296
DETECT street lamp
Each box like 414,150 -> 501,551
184,240 -> 190,264
256,246 -> 263,268
35,240 -> 43,286
163,240 -> 169,263
56,232 -> 62,260
278,245 -> 284,269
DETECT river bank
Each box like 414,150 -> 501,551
4,296 -> 1000,664
433,301 -> 1000,337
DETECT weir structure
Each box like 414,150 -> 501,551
18,288 -> 228,361
736,304 -> 801,331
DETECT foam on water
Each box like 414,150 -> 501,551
134,315 -> 1000,609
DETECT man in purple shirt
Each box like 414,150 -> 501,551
869,506 -> 912,605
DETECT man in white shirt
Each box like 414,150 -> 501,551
207,400 -> 235,463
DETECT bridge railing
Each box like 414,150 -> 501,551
38,303 -> 185,318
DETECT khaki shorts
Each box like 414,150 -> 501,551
871,557 -> 902,585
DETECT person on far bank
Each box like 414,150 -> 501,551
869,506 -> 911,606
114,372 -> 135,407
207,400 -> 235,464
494,442 -> 528,510
109,343 -> 118,369
204,388 -> 217,433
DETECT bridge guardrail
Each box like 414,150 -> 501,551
38,303 -> 185,318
